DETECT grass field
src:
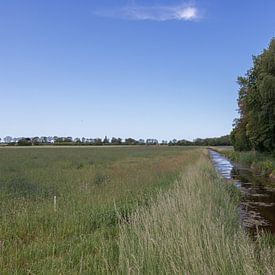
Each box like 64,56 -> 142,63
0,146 -> 200,273
0,146 -> 274,274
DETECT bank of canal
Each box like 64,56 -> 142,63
209,149 -> 275,235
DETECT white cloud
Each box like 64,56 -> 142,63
94,3 -> 200,22
176,7 -> 198,20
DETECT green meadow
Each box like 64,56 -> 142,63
0,146 -> 199,273
0,147 -> 274,274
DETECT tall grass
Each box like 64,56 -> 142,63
0,146 -> 200,273
118,155 -> 275,274
1,147 -> 274,273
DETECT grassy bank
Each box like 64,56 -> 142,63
118,154 -> 275,274
214,148 -> 275,179
0,146 -> 200,273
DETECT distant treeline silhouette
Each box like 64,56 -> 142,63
1,135 -> 231,147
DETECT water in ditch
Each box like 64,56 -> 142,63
209,149 -> 275,235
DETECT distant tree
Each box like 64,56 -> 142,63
177,139 -> 192,146
18,138 -> 32,146
125,138 -> 138,145
32,136 -> 41,145
4,136 -> 12,143
138,139 -> 145,145
103,136 -> 109,144
146,139 -> 158,145
111,137 -> 122,145
169,139 -> 177,146
74,138 -> 81,143
193,138 -> 202,146
94,138 -> 103,145
41,136 -> 48,143
65,137 -> 73,143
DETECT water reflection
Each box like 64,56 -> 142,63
209,150 -> 275,235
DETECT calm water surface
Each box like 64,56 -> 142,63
209,150 -> 275,235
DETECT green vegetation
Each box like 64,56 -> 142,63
2,134 -> 231,147
217,148 -> 275,177
0,146 -> 200,273
231,38 -> 275,153
192,135 -> 231,146
1,147 -> 274,273
229,38 -> 275,180
119,156 -> 275,274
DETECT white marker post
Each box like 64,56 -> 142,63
54,195 -> 57,212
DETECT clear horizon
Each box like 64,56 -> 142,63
1,0 -> 275,141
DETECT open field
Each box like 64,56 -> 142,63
0,146 -> 274,274
0,146 -> 200,273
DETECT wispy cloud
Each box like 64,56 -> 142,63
94,2 -> 200,22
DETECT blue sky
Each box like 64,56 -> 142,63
0,0 -> 274,141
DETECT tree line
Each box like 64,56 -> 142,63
231,38 -> 275,152
1,135 -> 231,147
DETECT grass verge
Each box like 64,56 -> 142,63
118,154 -> 275,274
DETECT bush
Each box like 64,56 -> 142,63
222,150 -> 240,162
238,151 -> 257,165
251,161 -> 274,176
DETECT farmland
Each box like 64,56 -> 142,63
0,146 -> 199,273
0,146 -> 274,274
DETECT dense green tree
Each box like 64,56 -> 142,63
231,38 -> 275,152
230,120 -> 251,151
192,135 -> 231,146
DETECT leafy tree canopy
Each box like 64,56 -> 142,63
231,38 -> 275,152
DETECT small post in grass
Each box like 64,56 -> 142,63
54,195 -> 57,212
